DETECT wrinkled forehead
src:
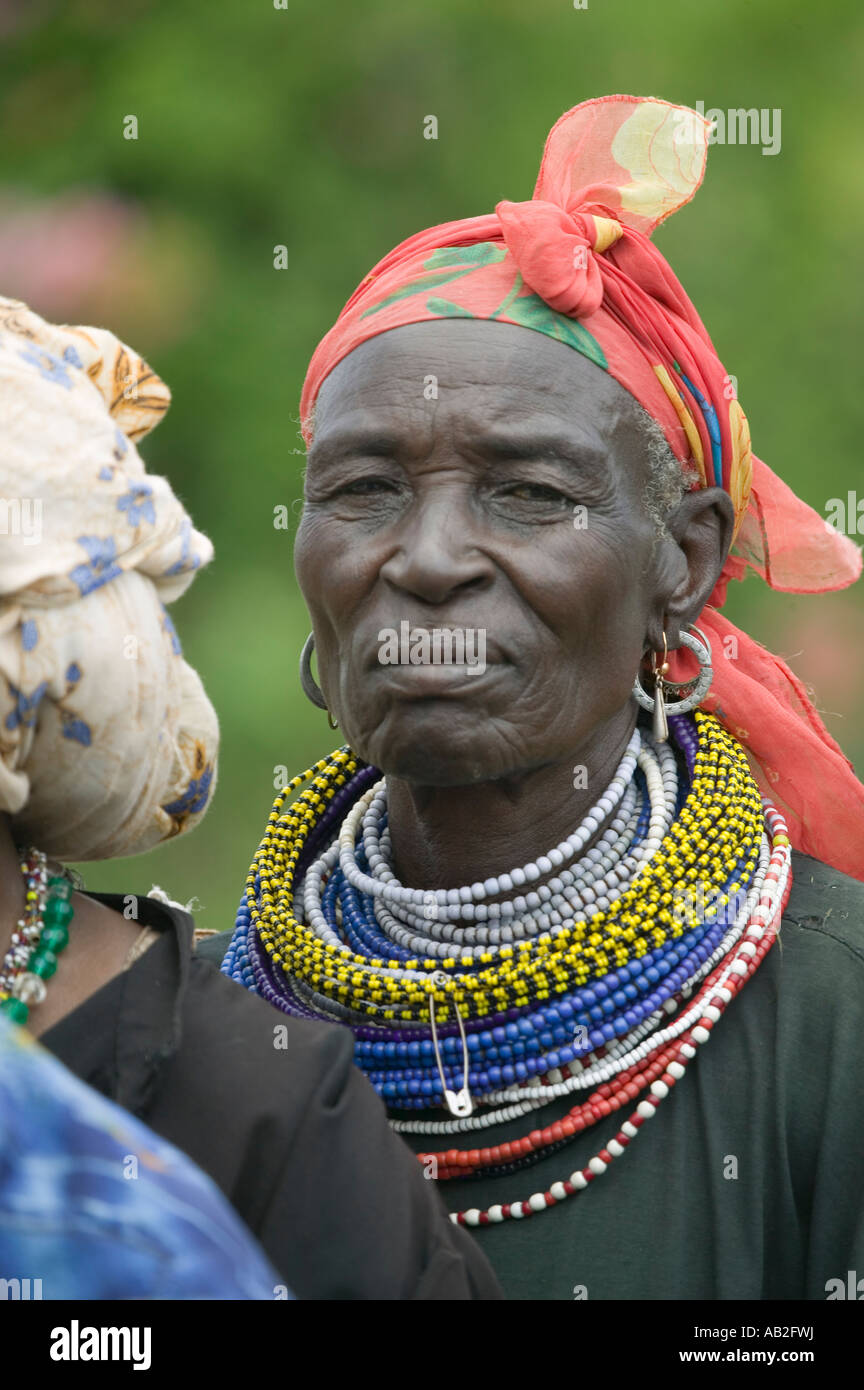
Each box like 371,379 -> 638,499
309,319 -> 645,457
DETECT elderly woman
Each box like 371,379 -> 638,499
209,95 -> 864,1300
0,298 -> 501,1299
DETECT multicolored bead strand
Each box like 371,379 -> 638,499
0,848 -> 75,1027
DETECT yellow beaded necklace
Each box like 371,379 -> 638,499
245,711 -> 764,1024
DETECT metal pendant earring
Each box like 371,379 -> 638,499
651,631 -> 670,742
299,633 -> 339,729
631,625 -> 713,741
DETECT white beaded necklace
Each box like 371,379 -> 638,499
299,729 -> 681,973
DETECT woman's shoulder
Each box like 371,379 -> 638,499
762,850 -> 864,1070
183,947 -> 360,1105
783,849 -> 864,966
161,938 -> 503,1299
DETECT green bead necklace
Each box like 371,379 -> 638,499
0,847 -> 75,1027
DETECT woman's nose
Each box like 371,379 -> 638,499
378,497 -> 495,605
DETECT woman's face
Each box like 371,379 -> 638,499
296,319 -> 693,784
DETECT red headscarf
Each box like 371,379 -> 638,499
300,94 -> 864,881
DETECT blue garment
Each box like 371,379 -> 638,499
0,1015 -> 291,1299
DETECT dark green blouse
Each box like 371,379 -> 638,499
200,849 -> 864,1300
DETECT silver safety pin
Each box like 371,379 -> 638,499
429,970 -> 473,1117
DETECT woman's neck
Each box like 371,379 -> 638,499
385,702 -> 639,891
0,814 -> 26,941
0,815 -> 157,1040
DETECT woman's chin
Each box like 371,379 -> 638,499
355,715 -> 522,786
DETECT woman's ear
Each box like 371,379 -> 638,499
651,487 -> 735,648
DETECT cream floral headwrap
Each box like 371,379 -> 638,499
0,297 -> 218,861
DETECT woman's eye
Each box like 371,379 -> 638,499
336,477 -> 398,496
501,482 -> 571,504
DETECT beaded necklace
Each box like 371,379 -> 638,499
223,709 -> 790,1225
0,848 -> 75,1027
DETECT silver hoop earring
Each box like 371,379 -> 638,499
632,625 -> 712,741
300,632 -> 339,729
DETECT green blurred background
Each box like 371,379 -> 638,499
1,0 -> 862,925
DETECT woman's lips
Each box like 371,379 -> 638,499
371,660 -> 510,696
363,627 -> 508,666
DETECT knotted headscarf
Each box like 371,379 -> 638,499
0,297 -> 218,861
299,94 -> 864,881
